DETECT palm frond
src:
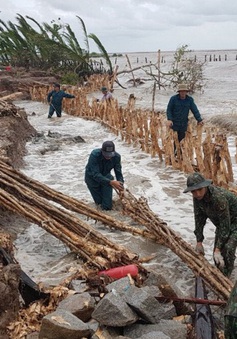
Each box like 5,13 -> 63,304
76,16 -> 90,53
88,33 -> 112,73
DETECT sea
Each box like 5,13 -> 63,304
10,49 -> 237,297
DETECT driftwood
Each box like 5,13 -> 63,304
0,160 -> 233,301
0,92 -> 23,101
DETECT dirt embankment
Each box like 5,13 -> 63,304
0,103 -> 36,168
0,69 -> 59,167
0,73 -> 42,338
0,71 -> 58,233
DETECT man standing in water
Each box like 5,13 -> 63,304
166,83 -> 204,142
100,86 -> 113,102
47,83 -> 75,118
85,141 -> 124,210
184,172 -> 237,277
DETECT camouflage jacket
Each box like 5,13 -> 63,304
193,185 -> 237,249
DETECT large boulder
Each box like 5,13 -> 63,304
92,292 -> 138,327
57,292 -> 95,322
39,309 -> 91,339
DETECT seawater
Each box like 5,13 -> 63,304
12,48 -> 237,292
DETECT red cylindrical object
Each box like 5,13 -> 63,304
98,264 -> 138,279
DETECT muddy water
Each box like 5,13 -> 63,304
10,100 -> 195,294
11,49 -> 237,294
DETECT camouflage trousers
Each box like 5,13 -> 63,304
214,229 -> 237,277
225,280 -> 237,338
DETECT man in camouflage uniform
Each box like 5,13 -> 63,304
183,172 -> 237,277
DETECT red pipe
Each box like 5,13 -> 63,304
98,264 -> 138,279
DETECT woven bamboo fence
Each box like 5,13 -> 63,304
30,76 -> 236,189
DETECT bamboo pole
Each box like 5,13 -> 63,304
120,189 -> 233,300
0,160 -> 233,300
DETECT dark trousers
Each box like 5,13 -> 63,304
214,230 -> 237,277
48,104 -> 62,117
85,174 -> 114,210
177,130 -> 186,142
174,130 -> 186,156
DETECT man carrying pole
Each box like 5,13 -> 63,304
47,83 -> 75,118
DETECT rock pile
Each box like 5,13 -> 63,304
36,273 -> 190,339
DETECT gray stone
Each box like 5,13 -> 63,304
92,292 -> 138,327
70,279 -> 88,293
107,276 -> 132,295
91,326 -> 122,339
39,309 -> 91,339
57,292 -> 95,322
138,331 -> 170,339
124,285 -> 168,323
142,284 -> 160,296
87,318 -> 99,333
124,320 -> 187,339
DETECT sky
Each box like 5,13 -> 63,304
0,0 -> 237,53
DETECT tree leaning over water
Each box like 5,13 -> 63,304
0,14 -> 113,78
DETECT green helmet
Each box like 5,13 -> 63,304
183,172 -> 212,193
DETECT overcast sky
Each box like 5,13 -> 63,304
0,0 -> 237,53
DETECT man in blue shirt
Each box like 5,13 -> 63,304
85,141 -> 124,210
166,83 -> 204,142
47,83 -> 75,118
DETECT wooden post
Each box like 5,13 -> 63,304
125,54 -> 137,87
151,81 -> 156,113
157,49 -> 161,90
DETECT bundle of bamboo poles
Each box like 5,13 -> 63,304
0,160 -> 139,271
119,189 -> 233,300
0,160 -> 233,300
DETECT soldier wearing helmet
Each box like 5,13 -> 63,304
184,172 -> 237,277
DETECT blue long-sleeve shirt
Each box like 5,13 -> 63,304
47,90 -> 75,108
166,94 -> 202,132
85,149 -> 124,186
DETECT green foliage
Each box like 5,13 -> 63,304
169,44 -> 205,93
61,72 -> 79,85
90,52 -> 103,57
112,53 -> 123,57
88,33 -> 113,74
139,45 -> 205,93
0,14 -> 112,77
